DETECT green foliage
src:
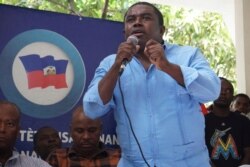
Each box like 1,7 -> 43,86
162,7 -> 236,86
0,0 -> 236,87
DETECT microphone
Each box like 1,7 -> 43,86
119,35 -> 139,74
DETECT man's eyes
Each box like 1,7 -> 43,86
142,15 -> 152,20
39,134 -> 59,140
126,15 -> 152,22
6,121 -> 16,127
75,128 -> 98,133
126,17 -> 135,22
88,128 -> 98,133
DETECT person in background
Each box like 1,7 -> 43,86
83,1 -> 220,166
34,126 -> 62,160
230,93 -> 250,119
0,100 -> 52,167
46,105 -> 120,167
205,77 -> 250,167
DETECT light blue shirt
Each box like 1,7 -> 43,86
83,43 -> 220,167
0,150 -> 51,167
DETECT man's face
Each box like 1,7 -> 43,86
214,79 -> 234,108
0,104 -> 20,152
35,127 -> 61,160
70,113 -> 101,156
124,4 -> 165,47
231,96 -> 250,114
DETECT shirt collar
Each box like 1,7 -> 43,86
68,142 -> 108,159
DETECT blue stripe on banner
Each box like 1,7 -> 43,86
19,54 -> 68,74
52,59 -> 68,74
19,54 -> 43,72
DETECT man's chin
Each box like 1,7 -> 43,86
78,148 -> 96,157
74,145 -> 93,152
0,145 -> 11,153
48,144 -> 60,151
79,146 -> 94,152
214,101 -> 230,108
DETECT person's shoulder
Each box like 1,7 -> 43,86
166,42 -> 198,52
102,54 -> 116,62
19,154 -> 51,166
245,112 -> 250,120
48,148 -> 69,157
231,111 -> 249,120
19,154 -> 40,160
166,42 -> 201,58
99,54 -> 116,67
104,147 -> 121,158
205,112 -> 215,119
230,112 -> 250,125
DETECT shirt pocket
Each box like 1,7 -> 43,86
173,141 -> 207,160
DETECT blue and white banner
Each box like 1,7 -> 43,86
0,4 -> 123,157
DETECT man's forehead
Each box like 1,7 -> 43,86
73,121 -> 99,127
236,96 -> 249,102
0,117 -> 18,122
0,110 -> 19,119
72,125 -> 100,131
39,129 -> 57,135
127,4 -> 155,16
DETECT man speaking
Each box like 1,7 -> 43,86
83,2 -> 220,167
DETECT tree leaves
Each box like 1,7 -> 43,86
0,0 -> 236,87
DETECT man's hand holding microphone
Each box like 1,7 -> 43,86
117,35 -> 140,75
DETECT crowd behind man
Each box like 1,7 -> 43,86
34,126 -> 62,160
46,105 -> 121,167
0,99 -> 121,167
230,93 -> 250,119
0,100 -> 52,167
205,77 -> 250,167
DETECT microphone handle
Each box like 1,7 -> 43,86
119,35 -> 138,75
119,59 -> 128,75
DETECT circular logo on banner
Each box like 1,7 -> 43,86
0,29 -> 86,118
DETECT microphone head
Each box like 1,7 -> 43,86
127,35 -> 139,45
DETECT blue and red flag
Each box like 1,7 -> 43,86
19,54 -> 68,89
200,103 -> 209,115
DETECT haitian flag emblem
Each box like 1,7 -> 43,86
19,54 -> 68,89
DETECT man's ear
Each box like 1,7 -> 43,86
17,125 -> 21,138
69,124 -> 72,137
123,29 -> 126,39
160,25 -> 166,36
34,145 -> 38,153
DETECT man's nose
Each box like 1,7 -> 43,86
220,89 -> 229,95
82,132 -> 90,139
0,122 -> 6,133
238,104 -> 244,110
134,17 -> 143,25
48,136 -> 58,142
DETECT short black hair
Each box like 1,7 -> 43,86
232,93 -> 250,103
0,100 -> 21,121
219,77 -> 234,93
124,2 -> 164,26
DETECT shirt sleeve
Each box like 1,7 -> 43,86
83,55 -> 116,119
37,159 -> 52,167
179,48 -> 221,103
19,155 -> 53,167
46,151 -> 59,167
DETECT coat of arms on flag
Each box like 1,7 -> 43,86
19,54 -> 68,89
